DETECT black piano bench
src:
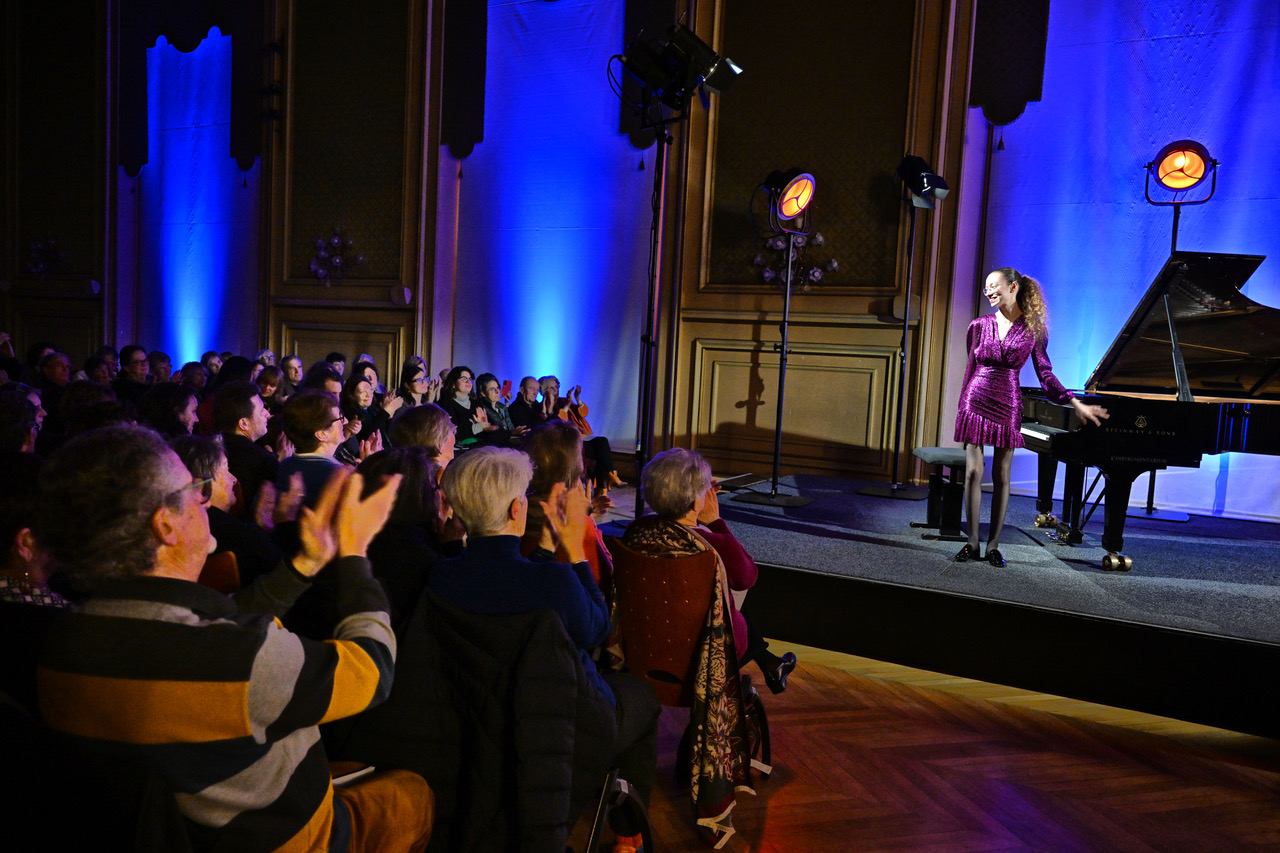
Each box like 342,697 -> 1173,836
909,447 -> 967,542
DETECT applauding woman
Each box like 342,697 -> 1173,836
538,375 -> 623,494
440,365 -> 509,448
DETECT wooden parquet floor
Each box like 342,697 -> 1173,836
578,644 -> 1280,853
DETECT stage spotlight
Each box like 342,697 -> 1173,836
896,155 -> 950,209
620,24 -> 743,113
1144,139 -> 1218,253
663,25 -> 743,95
764,169 -> 816,221
1152,140 -> 1212,191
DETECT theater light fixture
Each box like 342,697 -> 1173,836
1152,140 -> 1213,191
758,169 -> 816,235
1144,139 -> 1218,252
618,24 -> 742,114
734,168 -> 819,507
896,156 -> 950,209
765,170 -> 816,221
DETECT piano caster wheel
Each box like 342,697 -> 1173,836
1102,552 -> 1133,572
1035,513 -> 1058,528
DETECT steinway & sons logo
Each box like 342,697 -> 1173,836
1103,414 -> 1175,436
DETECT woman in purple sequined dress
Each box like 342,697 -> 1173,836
953,268 -> 1108,567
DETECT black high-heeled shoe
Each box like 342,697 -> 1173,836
762,652 -> 797,694
955,543 -> 981,562
986,548 -> 1006,568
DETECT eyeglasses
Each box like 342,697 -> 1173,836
459,376 -> 473,383
326,413 -> 349,428
411,376 -> 428,384
166,477 -> 213,507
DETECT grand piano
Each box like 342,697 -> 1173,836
1020,251 -> 1280,570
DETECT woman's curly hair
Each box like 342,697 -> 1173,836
996,267 -> 1049,343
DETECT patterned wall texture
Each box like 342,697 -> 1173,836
287,2 -> 409,282
708,0 -> 915,289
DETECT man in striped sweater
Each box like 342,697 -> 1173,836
35,425 -> 432,852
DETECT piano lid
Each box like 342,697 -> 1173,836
1086,251 -> 1280,400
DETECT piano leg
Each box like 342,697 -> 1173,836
1034,453 -> 1058,528
1055,462 -> 1086,545
1099,469 -> 1138,571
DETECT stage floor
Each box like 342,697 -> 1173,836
694,473 -> 1280,645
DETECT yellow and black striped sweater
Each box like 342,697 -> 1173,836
38,557 -> 396,853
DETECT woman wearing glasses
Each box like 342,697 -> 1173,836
441,365 -> 510,449
953,268 -> 1108,567
277,390 -> 348,508
395,359 -> 440,408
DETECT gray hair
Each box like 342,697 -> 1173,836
642,447 -> 712,519
538,375 -> 560,396
441,446 -> 533,537
36,425 -> 179,589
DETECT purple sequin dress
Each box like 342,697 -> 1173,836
954,313 -> 1074,448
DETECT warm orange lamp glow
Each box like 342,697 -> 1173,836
1153,140 -> 1211,191
777,173 -> 815,220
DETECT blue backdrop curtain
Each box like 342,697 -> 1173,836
452,0 -> 652,446
980,0 -> 1280,520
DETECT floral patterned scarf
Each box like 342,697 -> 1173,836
621,516 -> 755,848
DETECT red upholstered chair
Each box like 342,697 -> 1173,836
605,536 -> 771,776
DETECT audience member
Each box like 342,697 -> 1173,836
256,364 -> 287,412
624,447 -> 797,694
302,360 -> 344,395
213,380 -> 279,513
112,344 -> 150,406
476,372 -> 526,445
0,451 -> 62,717
441,364 -> 509,448
81,354 -> 112,385
200,350 -> 223,377
147,350 -> 173,383
0,383 -> 43,453
326,351 -> 348,378
169,434 -> 284,587
279,389 -> 346,507
35,425 -> 433,852
508,375 -> 545,429
430,447 -> 659,849
539,375 -> 623,494
396,359 -> 437,407
280,354 -> 303,396
357,447 -> 448,632
388,403 -> 456,471
93,344 -> 120,381
137,382 -> 199,438
178,360 -> 208,392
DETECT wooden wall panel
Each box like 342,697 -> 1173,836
656,0 -> 976,483
1,0 -> 109,363
266,0 -> 438,362
690,332 -> 898,475
278,307 -> 407,376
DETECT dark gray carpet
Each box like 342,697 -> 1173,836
706,473 -> 1280,645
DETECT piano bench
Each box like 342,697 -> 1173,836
910,447 -> 966,541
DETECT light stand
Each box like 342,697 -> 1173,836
734,171 -> 816,508
859,156 -> 948,501
610,25 -> 742,518
1133,139 -> 1218,523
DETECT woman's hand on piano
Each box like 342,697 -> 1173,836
1071,397 -> 1110,427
